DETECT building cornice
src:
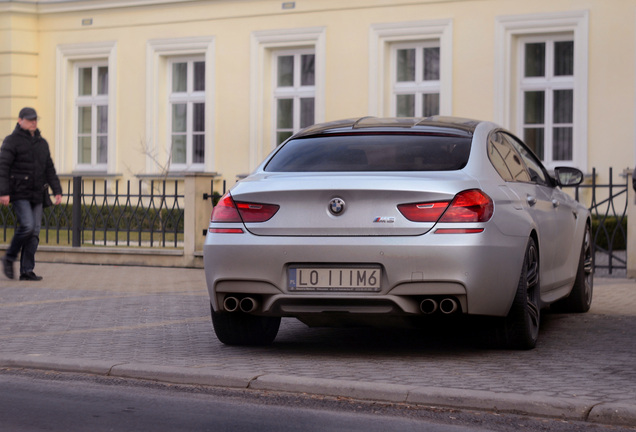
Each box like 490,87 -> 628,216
0,0 -> 467,15
0,0 -> 205,14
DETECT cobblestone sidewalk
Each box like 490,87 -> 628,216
0,263 -> 635,427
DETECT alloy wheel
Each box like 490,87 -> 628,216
525,242 -> 540,340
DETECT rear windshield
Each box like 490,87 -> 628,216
264,133 -> 471,172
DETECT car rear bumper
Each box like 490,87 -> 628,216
203,228 -> 527,319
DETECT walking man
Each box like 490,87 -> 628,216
0,107 -> 62,281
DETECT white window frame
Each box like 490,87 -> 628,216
272,48 -> 316,146
56,41 -> 117,174
167,56 -> 206,171
74,61 -> 109,170
250,27 -> 326,171
146,37 -> 215,174
390,40 -> 441,117
517,35 -> 575,166
495,11 -> 589,170
369,19 -> 452,117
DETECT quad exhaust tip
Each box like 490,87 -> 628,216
226,295 -> 456,315
223,296 -> 260,313
223,296 -> 239,312
439,298 -> 458,314
420,297 -> 459,315
420,298 -> 438,314
239,297 -> 259,313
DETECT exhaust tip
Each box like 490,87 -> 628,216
420,298 -> 438,314
223,296 -> 239,312
239,297 -> 259,313
439,298 -> 458,314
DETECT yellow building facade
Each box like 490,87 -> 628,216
0,0 -> 634,187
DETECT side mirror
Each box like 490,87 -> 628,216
553,167 -> 584,187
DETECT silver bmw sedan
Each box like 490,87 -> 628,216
203,116 -> 593,350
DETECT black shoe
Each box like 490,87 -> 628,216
19,271 -> 43,281
2,256 -> 14,279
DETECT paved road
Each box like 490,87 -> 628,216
0,262 -> 635,428
0,372 -> 493,432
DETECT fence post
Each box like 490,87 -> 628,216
72,176 -> 82,247
184,173 -> 216,266
628,170 -> 636,278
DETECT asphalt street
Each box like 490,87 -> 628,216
0,262 -> 635,428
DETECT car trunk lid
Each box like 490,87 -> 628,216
228,172 -> 479,236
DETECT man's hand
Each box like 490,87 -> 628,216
54,194 -> 62,205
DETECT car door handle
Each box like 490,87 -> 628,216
552,199 -> 560,208
526,195 -> 537,206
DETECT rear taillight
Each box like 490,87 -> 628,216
397,201 -> 450,222
210,193 -> 279,223
440,189 -> 493,223
398,189 -> 493,224
211,193 -> 242,222
234,201 -> 280,222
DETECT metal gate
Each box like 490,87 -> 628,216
566,167 -> 628,276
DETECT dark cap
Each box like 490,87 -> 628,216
19,107 -> 38,120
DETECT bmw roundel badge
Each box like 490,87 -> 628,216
329,197 -> 346,215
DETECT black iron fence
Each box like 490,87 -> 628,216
0,171 -> 630,274
0,176 -> 189,248
564,167 -> 629,275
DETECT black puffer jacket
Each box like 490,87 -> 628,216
0,124 -> 62,204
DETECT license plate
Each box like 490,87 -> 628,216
288,266 -> 381,292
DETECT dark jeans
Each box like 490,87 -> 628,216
5,200 -> 43,275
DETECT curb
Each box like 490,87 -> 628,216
588,403 -> 636,427
2,354 -> 635,427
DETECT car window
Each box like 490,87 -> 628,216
488,136 -> 514,181
503,133 -> 551,186
264,133 -> 472,172
487,132 -> 531,182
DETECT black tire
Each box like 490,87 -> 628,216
211,305 -> 280,346
492,237 -> 541,350
552,223 -> 594,313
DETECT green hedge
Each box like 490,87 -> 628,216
81,204 -> 184,232
0,204 -> 184,232
591,216 -> 627,251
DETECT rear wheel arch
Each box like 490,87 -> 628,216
551,220 -> 593,313
486,235 -> 541,350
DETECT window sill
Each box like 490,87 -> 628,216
135,171 -> 220,179
59,172 -> 122,179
